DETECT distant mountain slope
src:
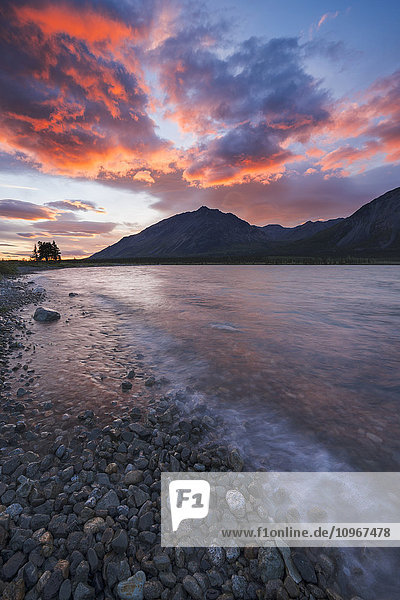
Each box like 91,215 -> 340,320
92,206 -> 271,259
262,218 -> 343,241
290,187 -> 400,256
91,187 -> 400,259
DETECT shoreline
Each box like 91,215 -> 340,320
0,275 -> 361,600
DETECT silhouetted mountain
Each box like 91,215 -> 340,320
91,187 -> 400,259
262,218 -> 343,241
289,187 -> 400,256
92,206 -> 271,258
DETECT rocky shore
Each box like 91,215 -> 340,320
0,276 -> 362,600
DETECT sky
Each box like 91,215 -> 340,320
0,0 -> 399,258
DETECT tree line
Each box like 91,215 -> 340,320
31,241 -> 61,262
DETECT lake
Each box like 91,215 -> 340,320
13,265 -> 400,599
26,265 -> 400,472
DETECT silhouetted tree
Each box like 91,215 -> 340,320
36,240 -> 61,262
51,240 -> 61,261
31,243 -> 39,261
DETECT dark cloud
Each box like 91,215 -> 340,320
45,199 -> 105,212
0,198 -> 55,220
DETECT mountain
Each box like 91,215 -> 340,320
288,187 -> 400,257
92,206 -> 271,258
262,218 -> 343,242
91,187 -> 400,259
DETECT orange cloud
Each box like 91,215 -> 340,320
15,3 -> 133,49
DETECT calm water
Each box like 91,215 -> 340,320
26,265 -> 400,472
14,265 -> 400,599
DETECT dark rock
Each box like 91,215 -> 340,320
97,489 -> 119,510
43,569 -> 64,600
3,551 -> 26,580
124,470 -> 143,485
292,552 -> 317,584
258,548 -> 284,582
23,561 -> 39,588
231,575 -> 246,599
112,529 -> 129,554
264,579 -> 283,600
182,575 -> 203,600
138,511 -> 153,532
3,456 -> 21,475
143,580 -> 163,599
33,307 -> 61,323
73,582 -> 95,600
59,578 -> 72,600
153,554 -> 171,572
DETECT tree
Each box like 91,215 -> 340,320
31,243 -> 39,261
35,240 -> 62,262
51,240 -> 61,261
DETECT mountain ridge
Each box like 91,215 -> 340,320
91,187 -> 400,259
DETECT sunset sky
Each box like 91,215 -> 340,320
0,0 -> 399,258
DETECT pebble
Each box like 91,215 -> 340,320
258,547 -> 285,582
117,571 -> 146,600
182,575 -> 203,600
226,489 -> 246,518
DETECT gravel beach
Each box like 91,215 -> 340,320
0,275 -> 362,600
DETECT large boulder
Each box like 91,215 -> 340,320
33,307 -> 61,322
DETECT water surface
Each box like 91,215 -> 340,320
23,265 -> 400,472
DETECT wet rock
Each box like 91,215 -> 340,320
96,489 -> 119,511
87,548 -> 98,573
33,307 -> 61,323
73,582 -> 95,600
122,381 -> 133,392
5,503 -> 24,518
42,569 -> 64,600
264,579 -> 284,600
153,554 -> 171,572
226,489 -> 246,518
182,575 -> 203,600
143,580 -> 163,599
278,545 -> 301,584
3,456 -> 21,475
3,551 -> 26,580
258,548 -> 284,583
228,449 -> 244,472
117,571 -> 146,600
206,547 -> 225,568
23,561 -> 39,588
112,529 -> 129,554
225,547 -> 240,563
291,551 -> 317,584
231,575 -> 247,599
124,470 -> 143,485
59,579 -> 72,600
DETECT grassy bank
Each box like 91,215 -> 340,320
0,260 -> 18,278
